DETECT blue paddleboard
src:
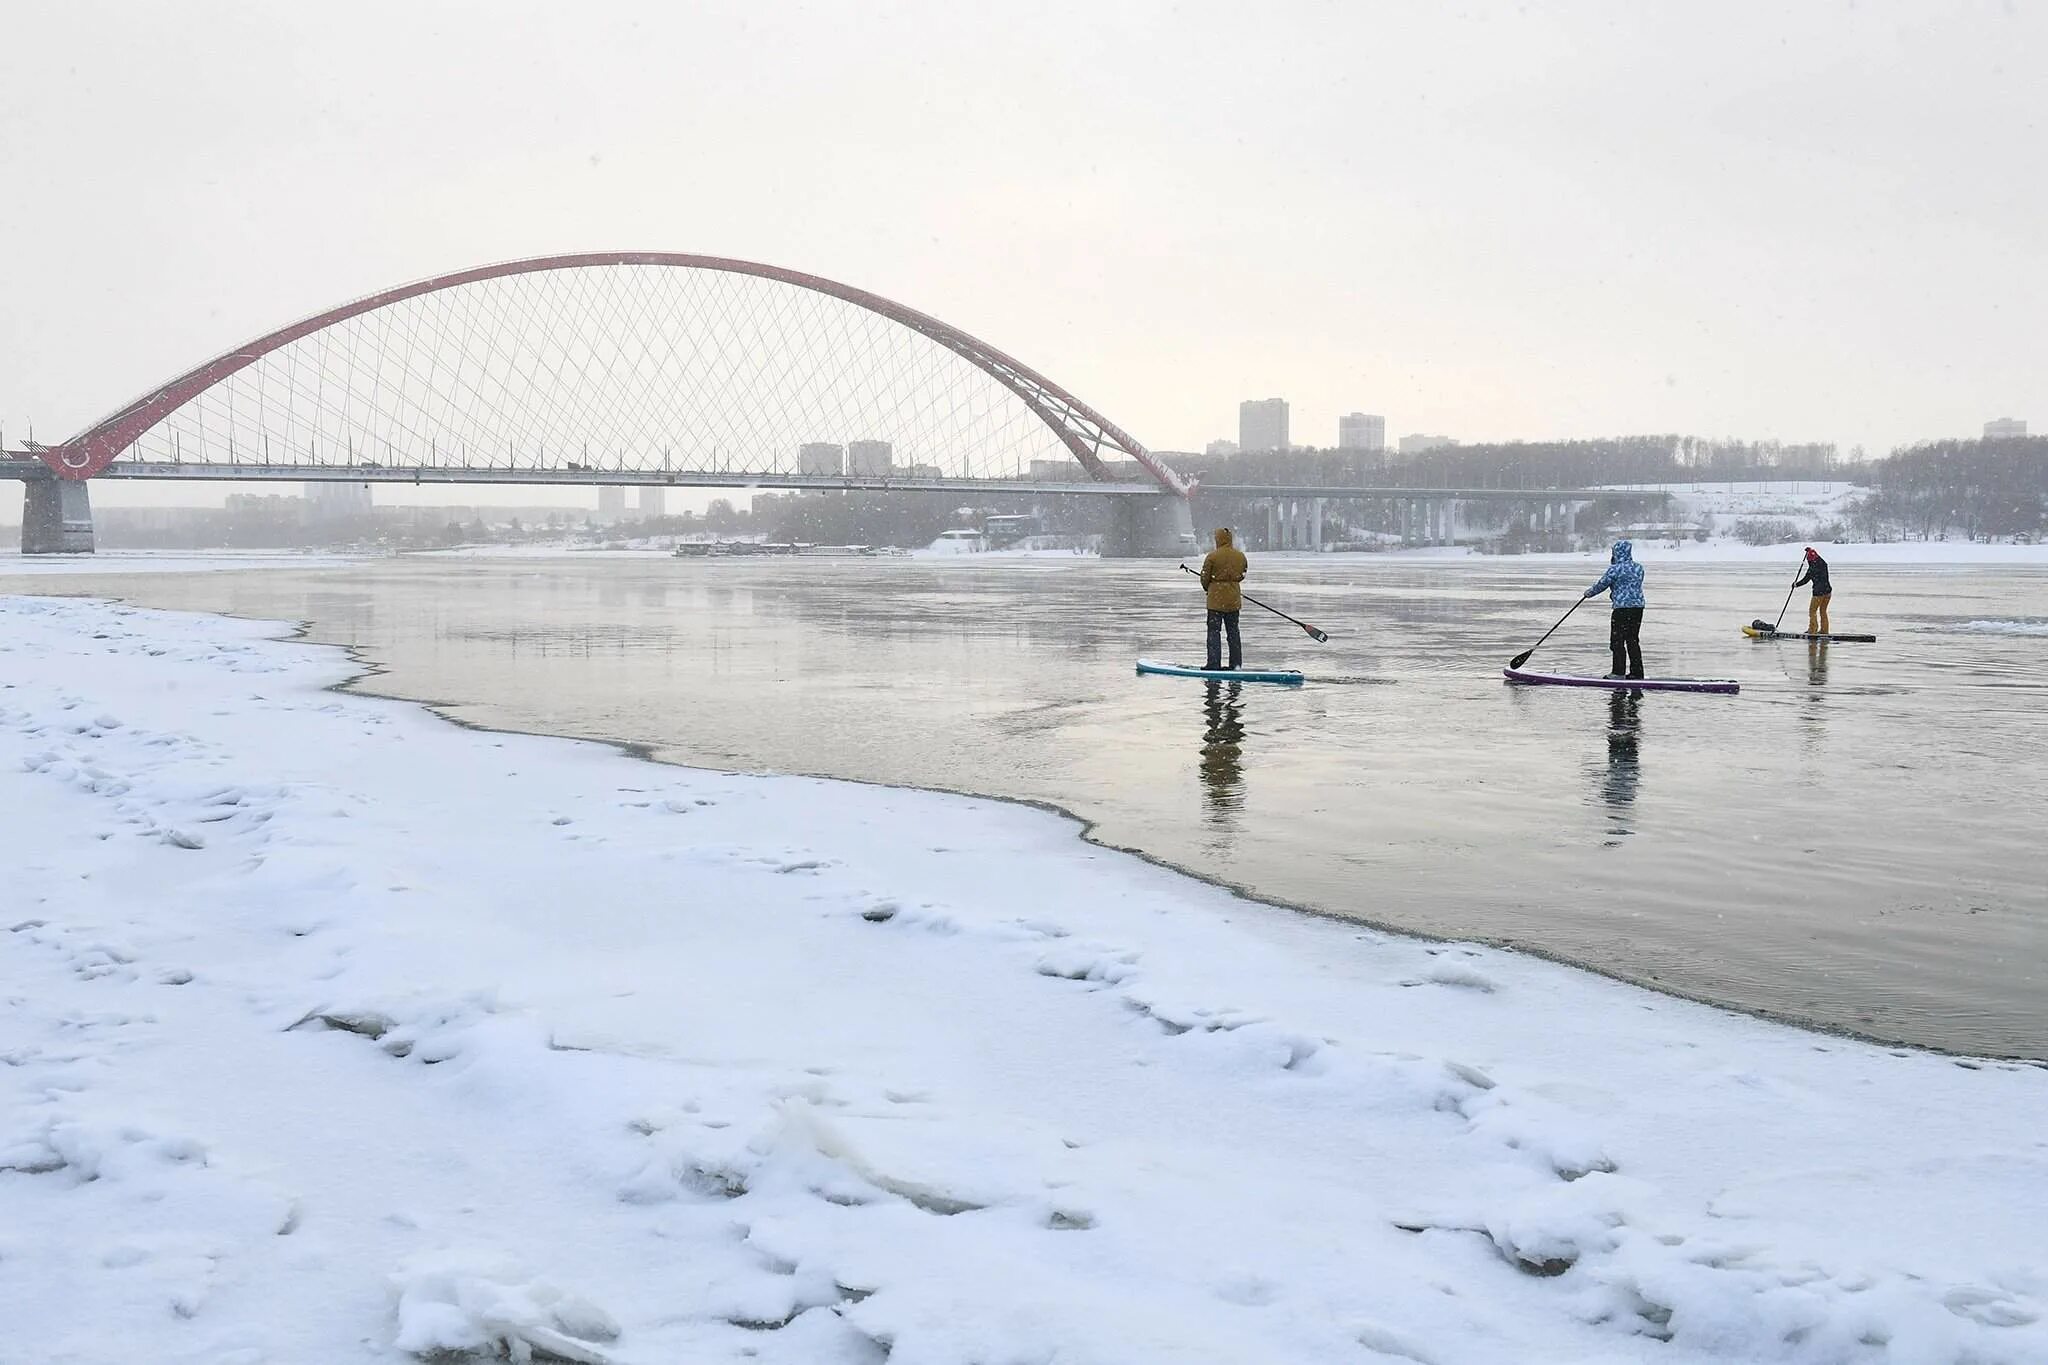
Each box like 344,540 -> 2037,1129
1136,658 -> 1305,685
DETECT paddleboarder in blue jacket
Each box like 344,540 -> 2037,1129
1584,539 -> 1646,680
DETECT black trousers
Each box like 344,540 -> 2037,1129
1205,609 -> 1242,669
1610,607 -> 1644,679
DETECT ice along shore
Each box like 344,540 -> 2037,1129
2,594 -> 2044,1365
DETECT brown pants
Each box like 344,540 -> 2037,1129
1807,593 -> 1832,635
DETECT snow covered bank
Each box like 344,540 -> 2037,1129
910,544 -> 1099,559
407,542 -> 676,560
3,595 -> 2045,1365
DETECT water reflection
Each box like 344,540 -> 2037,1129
1600,688 -> 1642,840
1800,640 -> 1831,756
1807,639 -> 1830,687
1199,681 -> 1246,826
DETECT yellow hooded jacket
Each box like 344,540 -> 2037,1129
1199,528 -> 1247,612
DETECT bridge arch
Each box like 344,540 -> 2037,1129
40,252 -> 1191,497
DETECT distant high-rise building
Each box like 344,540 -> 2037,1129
638,486 -> 665,519
597,485 -> 627,520
304,480 -> 372,522
847,440 -> 893,476
799,442 -> 845,476
1338,413 -> 1386,452
1027,458 -> 1086,481
1398,434 -> 1459,457
1204,439 -> 1240,458
1239,398 -> 1289,454
1984,417 -> 2028,440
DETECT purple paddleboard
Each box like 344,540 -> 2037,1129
1503,667 -> 1739,694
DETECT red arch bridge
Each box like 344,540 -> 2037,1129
4,252 -> 1661,554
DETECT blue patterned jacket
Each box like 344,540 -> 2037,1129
1586,540 -> 1646,609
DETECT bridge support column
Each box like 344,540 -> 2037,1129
23,478 -> 94,554
1309,498 -> 1323,552
1106,494 -> 1198,558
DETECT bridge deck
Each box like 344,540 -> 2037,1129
3,459 -> 1665,502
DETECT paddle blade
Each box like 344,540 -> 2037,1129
1303,624 -> 1330,643
1508,647 -> 1535,669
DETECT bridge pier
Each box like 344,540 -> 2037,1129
1105,494 -> 1198,558
22,478 -> 94,554
1266,498 -> 1322,552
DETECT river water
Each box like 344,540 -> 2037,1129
10,553 -> 2045,1056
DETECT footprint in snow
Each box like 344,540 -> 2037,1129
1400,963 -> 1498,992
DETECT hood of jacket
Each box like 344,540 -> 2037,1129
1610,539 -> 1634,564
1214,528 -> 1235,548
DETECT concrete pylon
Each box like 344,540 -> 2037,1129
1106,494 -> 1199,557
23,478 -> 95,554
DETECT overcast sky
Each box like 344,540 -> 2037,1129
3,0 -> 2042,509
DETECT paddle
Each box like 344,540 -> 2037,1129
1508,593 -> 1588,670
1181,564 -> 1330,642
1768,559 -> 1803,633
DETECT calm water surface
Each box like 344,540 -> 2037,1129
12,554 -> 2046,1056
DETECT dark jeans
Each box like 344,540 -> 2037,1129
1610,607 -> 1644,679
1205,609 -> 1242,670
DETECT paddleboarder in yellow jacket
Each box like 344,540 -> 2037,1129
1200,528 -> 1248,670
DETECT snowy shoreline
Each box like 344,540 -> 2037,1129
4,595 -> 2046,1363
